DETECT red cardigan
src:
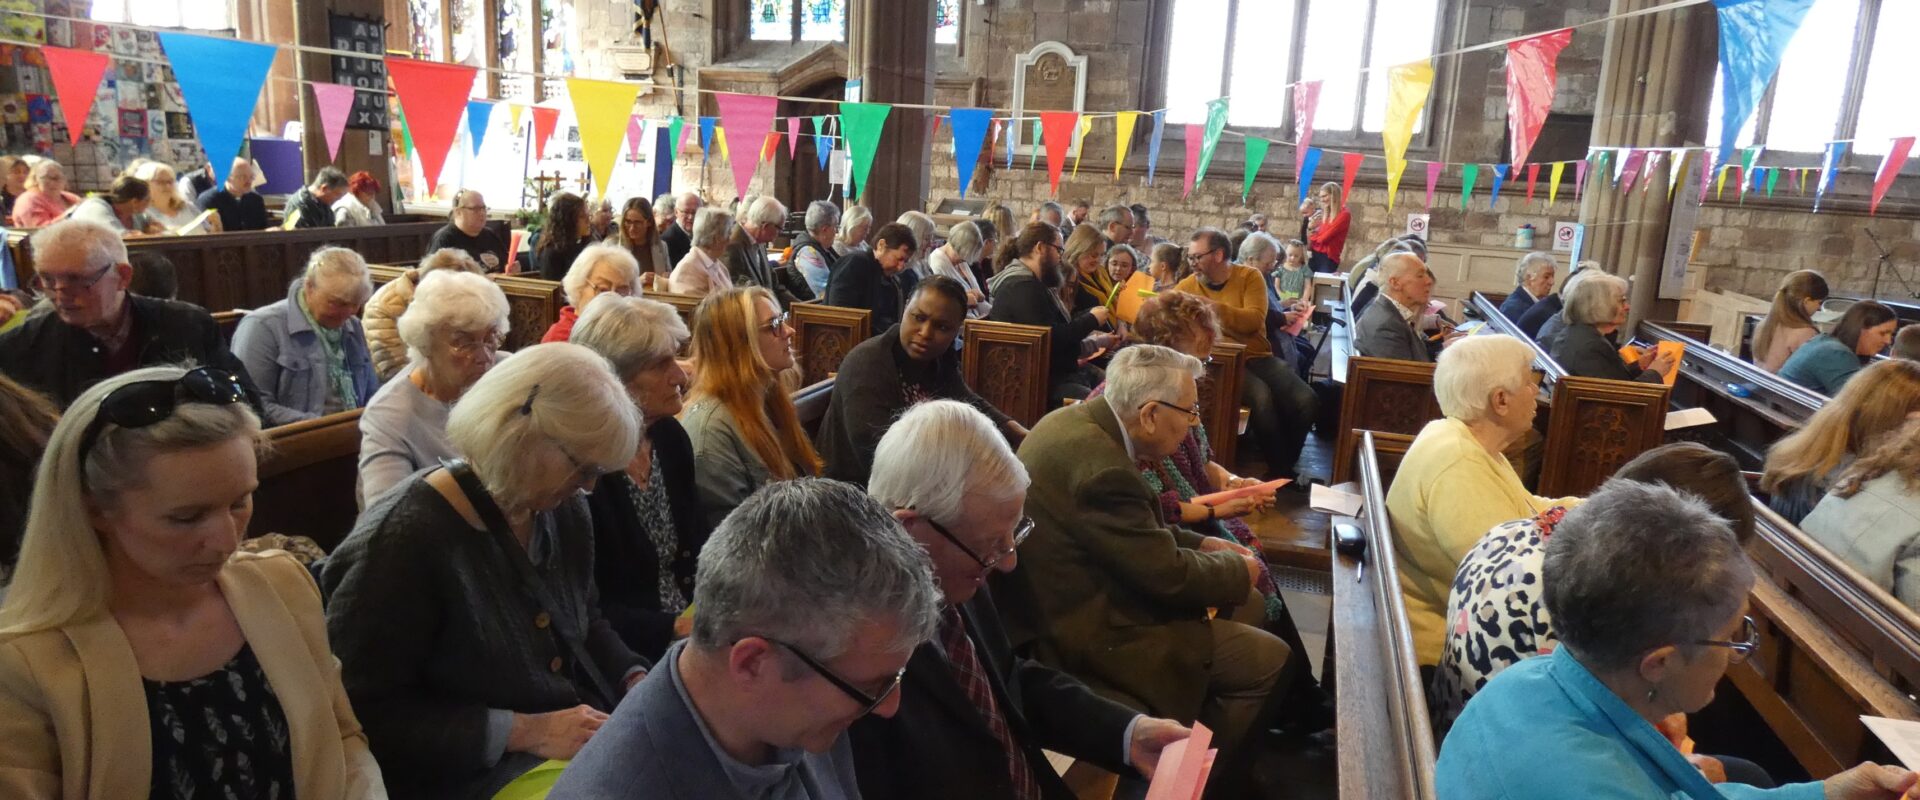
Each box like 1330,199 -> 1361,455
1308,208 -> 1351,264
541,304 -> 579,343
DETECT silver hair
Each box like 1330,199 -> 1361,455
869,400 -> 1029,525
804,200 -> 841,234
1514,251 -> 1557,285
29,219 -> 128,274
840,205 -> 874,247
691,478 -> 942,659
691,207 -> 734,250
1433,334 -> 1536,421
445,342 -> 640,512
1036,201 -> 1065,222
561,242 -> 641,307
896,211 -> 935,248
1237,232 -> 1280,266
397,270 -> 511,362
652,194 -> 675,218
569,294 -> 689,380
1104,344 -> 1204,418
310,166 -> 348,191
745,196 -> 787,227
944,220 -> 984,263
303,246 -> 373,303
1097,205 -> 1134,229
417,247 -> 484,276
673,191 -> 703,210
1562,269 -> 1629,327
28,159 -> 63,185
1543,480 -> 1754,674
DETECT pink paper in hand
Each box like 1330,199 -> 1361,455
1145,722 -> 1215,800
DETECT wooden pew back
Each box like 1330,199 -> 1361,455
1200,340 -> 1247,469
249,410 -> 363,552
1640,322 -> 1820,470
1334,430 -> 1438,800
1332,357 -> 1441,485
488,274 -> 566,351
212,310 -> 245,348
790,302 -> 871,386
962,319 -> 1052,428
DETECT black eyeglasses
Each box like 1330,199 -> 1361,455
921,512 -> 1035,574
77,367 -> 250,466
765,637 -> 905,717
1143,399 -> 1202,421
31,261 -> 117,294
1184,249 -> 1221,265
1692,616 -> 1759,664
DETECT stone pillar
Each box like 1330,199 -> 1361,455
846,0 -> 933,221
289,0 -> 393,192
1581,0 -> 1717,327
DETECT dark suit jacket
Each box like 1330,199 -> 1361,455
661,221 -> 692,267
0,294 -> 263,413
825,250 -> 904,332
1497,286 -> 1537,322
849,587 -> 1138,800
585,417 -> 711,662
1002,397 -> 1251,722
724,225 -> 798,307
1516,293 -> 1563,339
1552,322 -> 1662,383
1353,293 -> 1431,363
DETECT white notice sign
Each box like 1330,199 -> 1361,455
1552,221 -> 1578,252
828,149 -> 849,185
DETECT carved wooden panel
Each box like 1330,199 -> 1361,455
1537,375 -> 1670,497
1201,340 -> 1247,470
249,409 -> 363,552
791,301 -> 871,386
962,319 -> 1051,428
1333,356 -> 1442,485
489,274 -> 565,352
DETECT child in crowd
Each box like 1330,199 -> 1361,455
1274,239 -> 1313,302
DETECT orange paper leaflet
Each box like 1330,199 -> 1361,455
1112,271 -> 1158,324
1618,341 -> 1685,386
1191,478 -> 1291,507
1145,721 -> 1215,800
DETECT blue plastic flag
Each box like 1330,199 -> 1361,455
1489,163 -> 1510,207
1297,148 -> 1323,201
466,100 -> 494,155
1145,110 -> 1166,185
698,116 -> 717,154
947,108 -> 992,198
157,33 -> 278,188
1712,0 -> 1815,164
811,116 -> 832,170
1814,141 -> 1845,212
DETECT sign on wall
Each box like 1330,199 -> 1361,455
329,13 -> 389,130
1406,213 -> 1429,239
1552,221 -> 1578,253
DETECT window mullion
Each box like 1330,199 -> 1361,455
1835,0 -> 1880,143
1351,0 -> 1379,135
1218,0 -> 1238,104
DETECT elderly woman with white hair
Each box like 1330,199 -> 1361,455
11,159 -> 82,227
569,295 -> 707,662
356,270 -> 509,505
541,242 -> 638,343
231,246 -> 379,426
896,210 -> 938,291
1438,481 -> 1917,800
791,200 -> 842,298
0,366 -> 385,798
1548,270 -> 1676,382
322,343 -> 649,797
666,207 -> 735,297
1388,334 -> 1577,667
363,247 -> 487,381
839,204 -> 874,254
1498,252 -> 1557,322
926,219 -> 991,317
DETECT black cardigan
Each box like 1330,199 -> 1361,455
1551,322 -> 1662,383
536,236 -> 592,281
584,417 -> 711,662
815,326 -> 1014,484
824,249 -> 905,332
986,268 -> 1102,382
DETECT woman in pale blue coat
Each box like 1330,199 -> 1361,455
231,246 -> 379,426
1437,481 -> 1914,800
1801,418 -> 1920,611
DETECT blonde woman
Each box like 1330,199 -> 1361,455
839,204 -> 874,254
0,366 -> 384,798
1754,270 -> 1831,373
1762,358 -> 1920,524
926,219 -> 991,317
130,161 -> 215,233
1300,180 -> 1350,273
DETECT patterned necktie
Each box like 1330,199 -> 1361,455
939,606 -> 1044,800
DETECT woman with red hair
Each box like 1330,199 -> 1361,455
332,171 -> 386,227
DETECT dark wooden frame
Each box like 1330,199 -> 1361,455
1200,340 -> 1247,471
249,409 -> 363,551
961,318 -> 1052,429
1332,356 -> 1442,485
789,301 -> 871,386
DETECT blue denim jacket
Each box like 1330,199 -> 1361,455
231,279 -> 378,426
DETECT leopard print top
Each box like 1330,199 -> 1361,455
1430,505 -> 1571,728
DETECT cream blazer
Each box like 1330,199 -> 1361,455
0,551 -> 385,799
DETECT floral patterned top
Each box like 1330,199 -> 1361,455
144,643 -> 295,800
626,446 -> 689,615
1431,505 -> 1572,728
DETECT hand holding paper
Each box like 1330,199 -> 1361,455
1145,722 -> 1216,800
1191,478 -> 1291,507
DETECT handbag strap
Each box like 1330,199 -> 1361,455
445,460 -> 621,709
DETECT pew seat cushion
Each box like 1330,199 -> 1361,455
1437,649 -> 1823,800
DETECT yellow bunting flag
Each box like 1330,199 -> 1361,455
508,104 -> 524,133
1113,111 -> 1139,178
1072,116 -> 1093,176
1715,164 -> 1729,199
564,78 -> 641,202
716,126 -> 730,160
1379,60 -> 1435,212
1548,161 -> 1565,203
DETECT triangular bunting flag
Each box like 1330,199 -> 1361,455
41,46 -> 111,147
1113,111 -> 1139,178
1618,150 -> 1646,192
1575,160 -> 1589,202
1242,137 -> 1270,202
508,103 -> 525,133
1029,118 -> 1041,170
1039,111 -> 1079,196
1506,29 -> 1573,168
1489,164 -> 1510,207
1461,163 -> 1480,209
1293,81 -> 1321,172
1639,150 -> 1663,193
1145,111 -> 1168,186
464,99 -> 495,156
312,83 -> 357,162
530,105 -> 561,161
1549,161 -> 1566,203
1713,0 -> 1817,164
947,108 -> 992,198
812,116 -> 832,170
1764,165 -> 1780,198
1872,137 -> 1915,215
786,117 -> 801,159
1071,116 -> 1092,177
1340,152 -> 1364,207
1194,99 -> 1230,185
566,78 -> 640,202
670,115 -> 688,155
1381,60 -> 1434,211
1669,151 -> 1689,200
698,116 -> 717,156
159,33 -> 283,188
1526,163 -> 1540,201
839,102 -> 892,201
1297,148 -> 1323,203
1814,141 -> 1844,211
1181,124 -> 1203,198
761,131 -> 779,164
1425,162 -> 1444,208
713,92 -> 779,201
626,115 -> 646,161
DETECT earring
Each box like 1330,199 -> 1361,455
1646,687 -> 1659,704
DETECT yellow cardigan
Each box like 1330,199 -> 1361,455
1386,418 -> 1576,665
0,551 -> 385,799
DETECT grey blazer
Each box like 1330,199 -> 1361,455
1354,294 -> 1431,363
682,398 -> 773,530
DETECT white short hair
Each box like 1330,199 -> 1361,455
570,294 -> 689,380
1514,251 -> 1556,285
840,205 -> 873,247
1104,344 -> 1204,417
1434,334 -> 1537,421
446,342 -> 639,512
804,201 -> 840,233
1561,269 -> 1629,326
745,196 -> 787,226
1238,232 -> 1280,265
397,270 -> 511,360
691,207 -> 733,249
869,400 -> 1029,524
945,221 -> 984,263
29,219 -> 127,272
303,246 -> 373,304
561,242 -> 640,307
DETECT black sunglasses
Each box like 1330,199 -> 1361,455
764,637 -> 905,717
77,367 -> 250,466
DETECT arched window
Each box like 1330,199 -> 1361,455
1706,0 -> 1918,158
750,0 -> 847,43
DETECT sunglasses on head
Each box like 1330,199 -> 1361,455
77,367 -> 250,465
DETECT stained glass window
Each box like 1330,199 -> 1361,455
935,0 -> 959,45
451,0 -> 487,99
498,0 -> 535,101
407,0 -> 443,61
799,0 -> 845,42
541,0 -> 579,100
750,0 -> 792,41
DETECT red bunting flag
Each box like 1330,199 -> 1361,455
41,46 -> 111,147
1340,152 -> 1364,205
1506,29 -> 1573,169
1526,163 -> 1540,201
1039,111 -> 1080,197
1871,137 -> 1915,215
530,106 -> 561,161
385,57 -> 480,192
1181,123 -> 1203,198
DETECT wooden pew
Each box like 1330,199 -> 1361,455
962,318 -> 1052,429
1200,340 -> 1247,470
793,377 -> 835,438
1638,321 -> 1822,470
212,310 -> 245,348
488,274 -> 566,351
1331,356 -> 1441,485
1731,502 -> 1920,778
250,409 -> 363,552
1332,430 -> 1437,800
790,301 -> 871,386
6,222 -> 442,312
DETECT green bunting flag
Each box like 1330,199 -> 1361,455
1461,163 -> 1480,209
1029,118 -> 1042,170
1194,98 -> 1230,185
1241,137 -> 1270,202
838,102 -> 892,201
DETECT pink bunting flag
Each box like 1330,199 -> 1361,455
1181,123 -> 1203,198
308,82 -> 356,162
1424,162 -> 1444,208
1526,163 -> 1540,201
41,46 -> 111,147
1575,160 -> 1589,201
1293,81 -> 1321,172
1506,29 -> 1573,169
1640,150 -> 1663,193
787,117 -> 801,159
529,106 -> 560,160
1340,152 -> 1364,206
714,93 -> 780,201
1039,111 -> 1081,196
626,115 -> 646,161
1618,149 -> 1646,192
1698,152 -> 1716,203
1871,137 -> 1915,215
